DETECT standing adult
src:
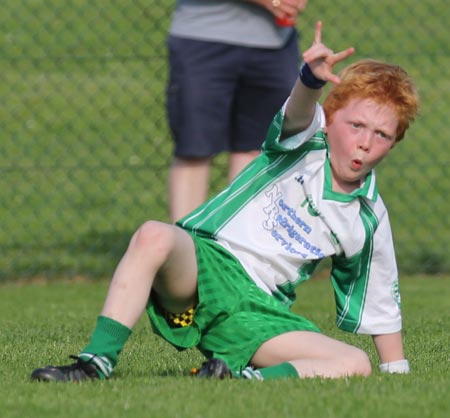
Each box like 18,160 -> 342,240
167,0 -> 307,221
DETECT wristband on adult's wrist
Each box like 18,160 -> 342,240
379,359 -> 410,374
299,62 -> 326,89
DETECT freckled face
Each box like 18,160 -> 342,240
325,98 -> 399,193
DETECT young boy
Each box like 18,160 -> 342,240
31,21 -> 419,382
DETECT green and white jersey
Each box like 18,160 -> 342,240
179,103 -> 402,335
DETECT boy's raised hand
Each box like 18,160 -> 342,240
302,21 -> 355,84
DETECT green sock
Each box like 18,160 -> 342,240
258,362 -> 299,380
79,315 -> 132,379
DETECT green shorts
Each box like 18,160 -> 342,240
146,234 -> 320,373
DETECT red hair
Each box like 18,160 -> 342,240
323,60 -> 420,142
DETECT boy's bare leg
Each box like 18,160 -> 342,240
101,221 -> 199,328
31,221 -> 199,382
251,331 -> 372,378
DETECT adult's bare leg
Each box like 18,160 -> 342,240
228,150 -> 260,182
169,157 -> 211,222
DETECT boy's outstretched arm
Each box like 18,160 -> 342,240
373,332 -> 410,374
283,21 -> 354,137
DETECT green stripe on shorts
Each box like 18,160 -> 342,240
146,233 -> 320,373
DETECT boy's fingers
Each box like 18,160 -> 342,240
332,47 -> 355,64
313,20 -> 322,45
302,43 -> 334,63
327,74 -> 342,84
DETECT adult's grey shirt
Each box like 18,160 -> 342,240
169,0 -> 295,49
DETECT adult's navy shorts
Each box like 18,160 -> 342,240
166,32 -> 300,158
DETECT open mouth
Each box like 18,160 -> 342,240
351,159 -> 363,170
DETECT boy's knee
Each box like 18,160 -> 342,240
131,221 -> 173,253
348,348 -> 372,377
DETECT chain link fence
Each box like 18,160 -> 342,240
1,0 -> 449,280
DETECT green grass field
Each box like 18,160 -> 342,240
1,3 -> 448,415
0,275 -> 448,418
